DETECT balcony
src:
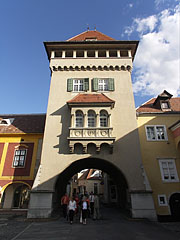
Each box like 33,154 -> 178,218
67,127 -> 115,154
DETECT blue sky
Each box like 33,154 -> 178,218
0,0 -> 179,114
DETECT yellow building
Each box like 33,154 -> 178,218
137,90 -> 180,220
0,114 -> 45,209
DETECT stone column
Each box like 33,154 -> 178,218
51,51 -> 55,59
62,51 -> 65,58
73,51 -> 76,58
84,50 -> 87,58
128,50 -> 132,58
106,50 -> 109,58
117,50 -> 121,58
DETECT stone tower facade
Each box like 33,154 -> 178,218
28,30 -> 156,220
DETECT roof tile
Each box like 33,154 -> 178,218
137,98 -> 180,113
0,114 -> 46,134
67,93 -> 115,104
67,30 -> 115,41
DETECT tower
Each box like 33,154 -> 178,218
28,30 -> 156,220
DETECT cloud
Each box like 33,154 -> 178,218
129,3 -> 133,8
124,3 -> 180,97
124,15 -> 158,37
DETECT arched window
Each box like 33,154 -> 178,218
88,110 -> 96,127
100,110 -> 108,127
75,110 -> 84,127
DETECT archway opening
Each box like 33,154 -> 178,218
53,157 -> 130,216
2,183 -> 30,209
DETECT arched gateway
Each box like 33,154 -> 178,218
27,30 -> 156,220
54,158 -> 128,209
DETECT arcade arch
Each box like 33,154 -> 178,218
1,182 -> 30,209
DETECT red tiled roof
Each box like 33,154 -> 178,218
78,169 -> 102,180
0,114 -> 46,134
137,98 -> 180,113
67,30 -> 115,41
67,93 -> 115,104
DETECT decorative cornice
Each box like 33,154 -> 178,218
51,64 -> 132,72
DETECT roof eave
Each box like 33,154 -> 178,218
44,40 -> 139,61
67,102 -> 115,108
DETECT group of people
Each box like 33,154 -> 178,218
61,192 -> 100,225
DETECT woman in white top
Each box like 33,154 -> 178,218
82,196 -> 88,225
68,197 -> 76,224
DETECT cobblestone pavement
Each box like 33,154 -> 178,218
1,207 -> 180,240
0,215 -> 30,240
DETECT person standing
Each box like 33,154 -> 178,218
61,193 -> 69,218
93,194 -> 100,220
89,192 -> 95,216
68,196 -> 76,224
81,196 -> 88,225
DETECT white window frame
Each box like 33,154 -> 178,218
13,149 -> 27,168
98,79 -> 108,92
73,79 -> 84,92
145,125 -> 168,141
158,195 -> 168,206
159,159 -> 179,182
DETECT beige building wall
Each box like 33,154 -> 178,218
28,41 -> 156,220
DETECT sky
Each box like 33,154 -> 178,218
0,0 -> 179,114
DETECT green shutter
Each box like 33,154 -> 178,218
92,78 -> 98,91
83,78 -> 89,91
108,78 -> 114,91
67,78 -> 73,92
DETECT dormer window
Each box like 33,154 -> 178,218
0,120 -> 8,125
85,38 -> 97,41
0,118 -> 14,126
161,101 -> 170,110
153,90 -> 172,111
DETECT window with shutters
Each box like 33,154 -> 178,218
98,79 -> 108,91
67,78 -> 89,92
92,78 -> 114,92
74,79 -> 83,92
13,149 -> 27,168
145,125 -> 167,141
159,159 -> 179,182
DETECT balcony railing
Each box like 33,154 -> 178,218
69,127 -> 114,139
